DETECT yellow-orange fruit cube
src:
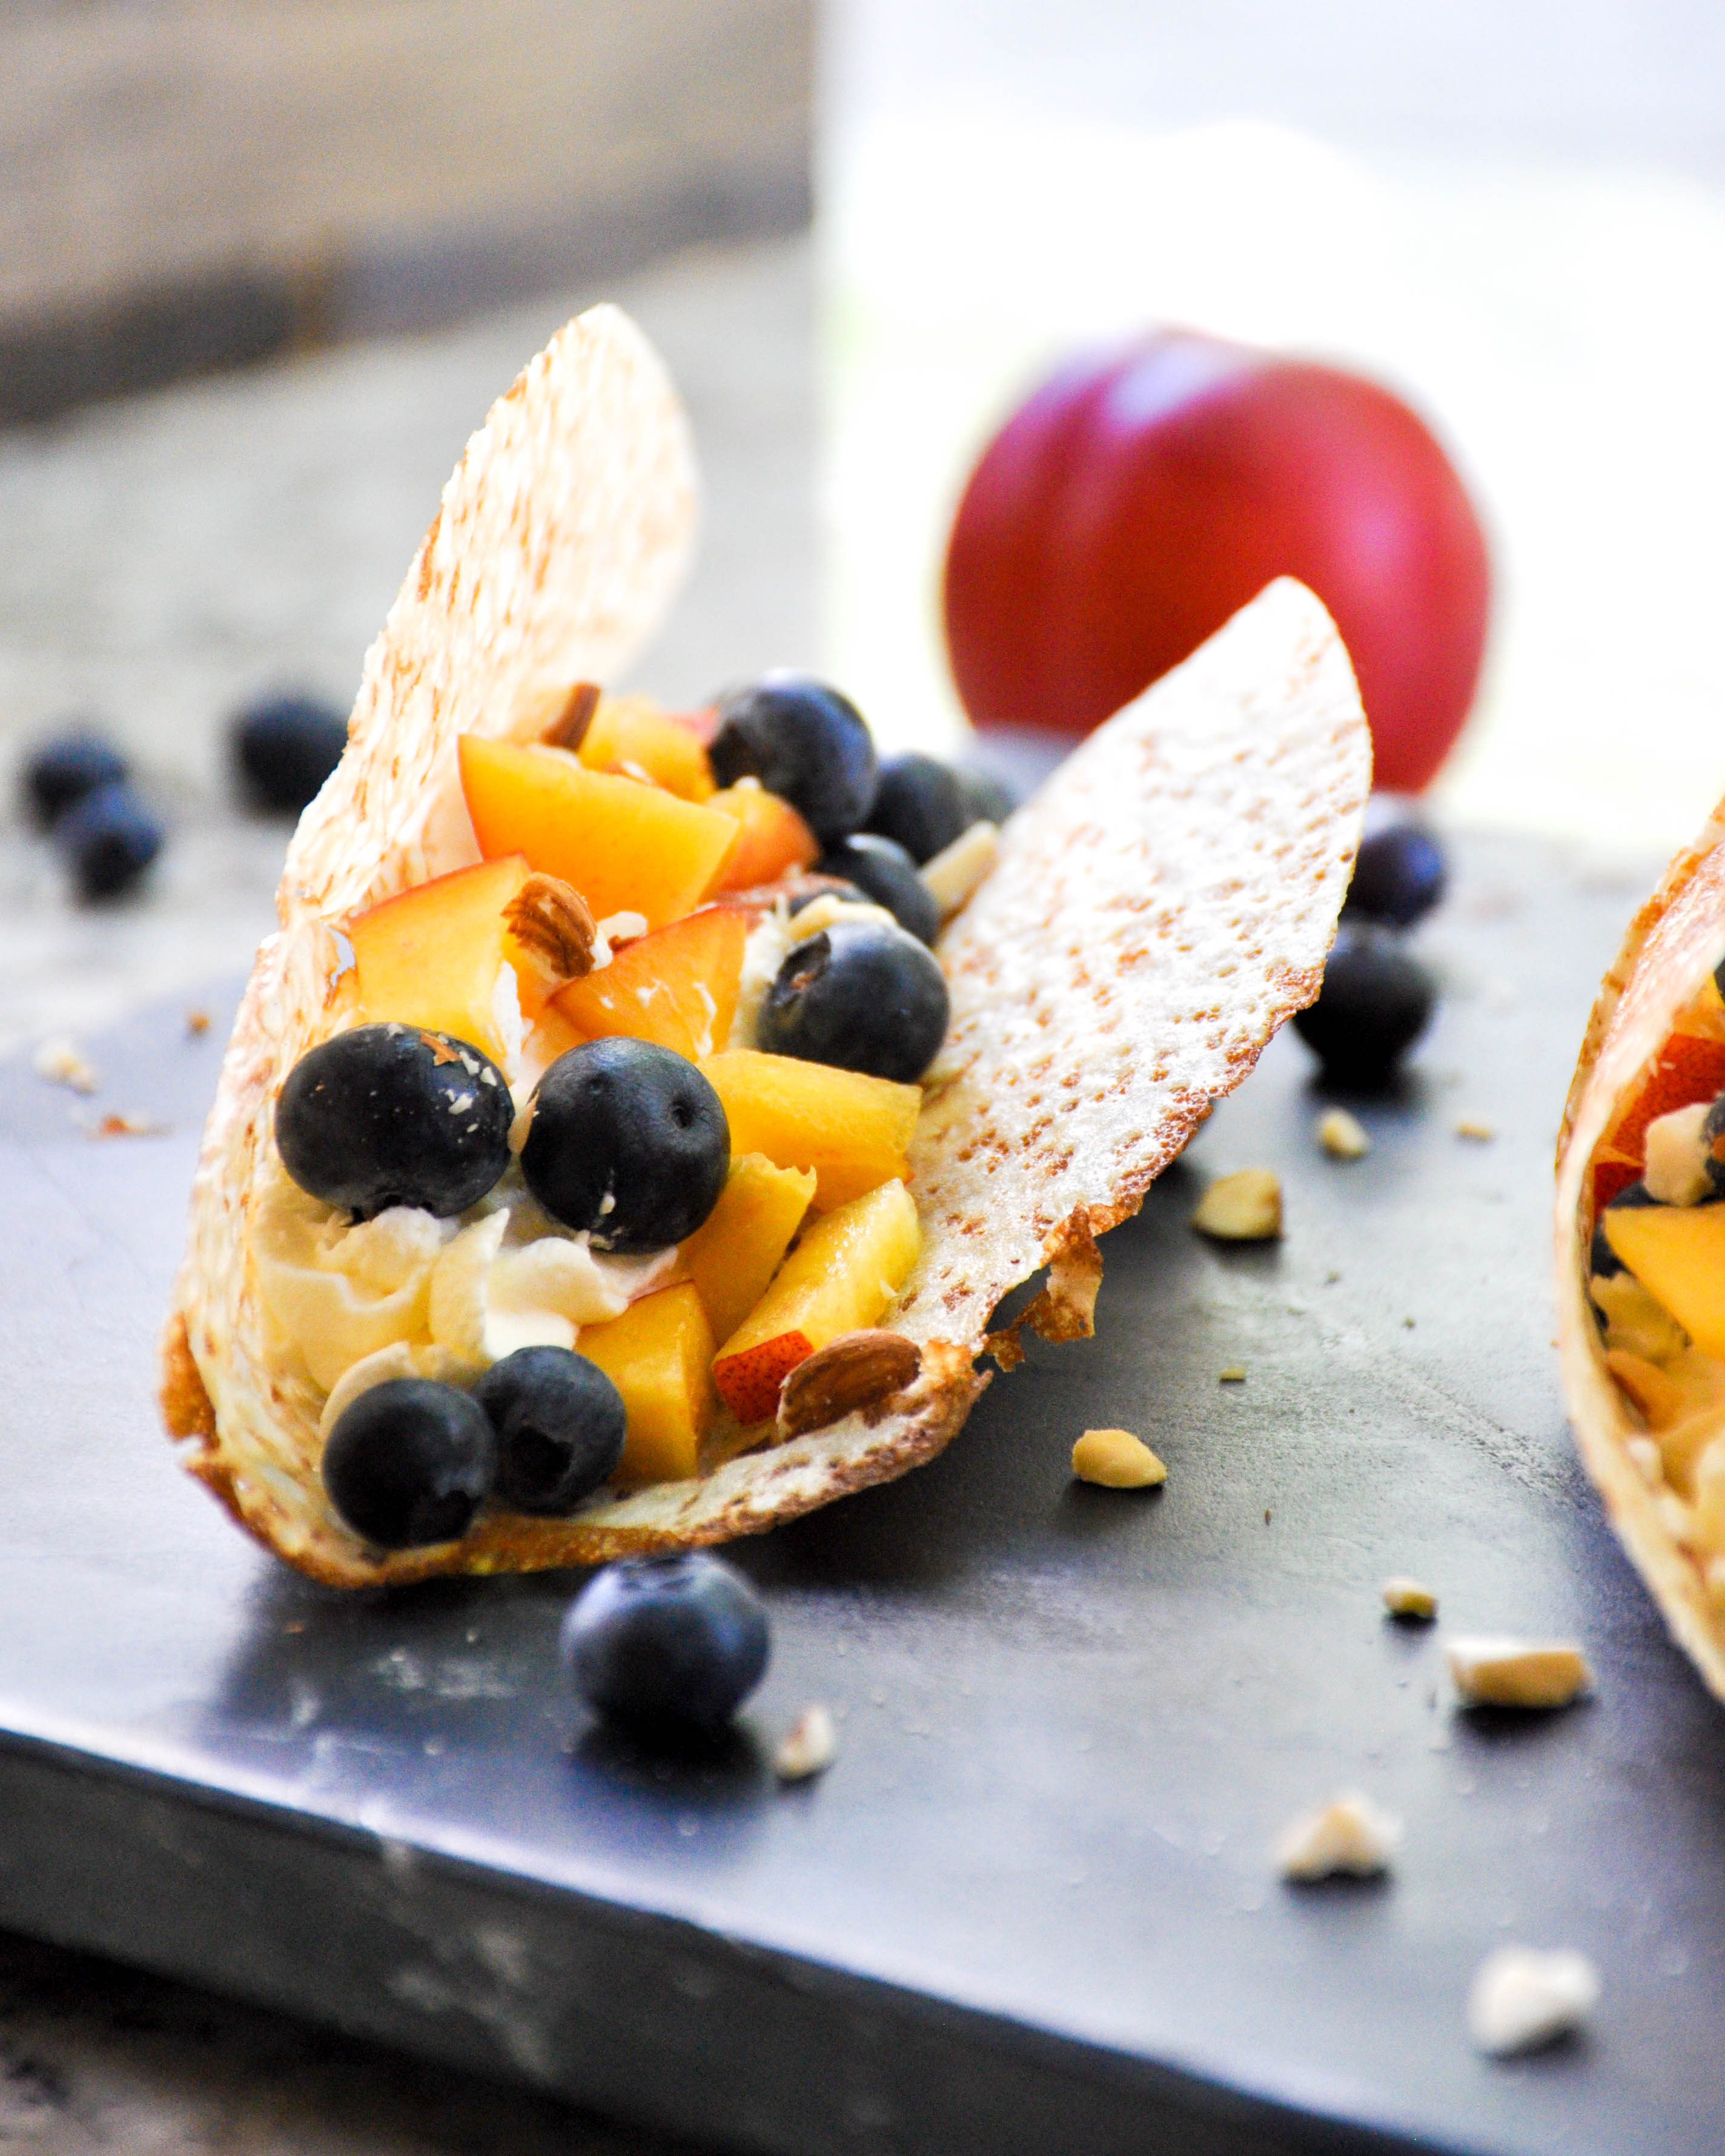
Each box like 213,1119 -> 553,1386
679,1153 -> 816,1346
1604,1202 -> 1725,1361
577,1282 -> 717,1487
578,694 -> 715,801
554,906 -> 747,1063
707,781 -> 820,891
348,854 -> 531,1062
698,1050 -> 921,1210
459,735 -> 739,930
712,1179 -> 920,1422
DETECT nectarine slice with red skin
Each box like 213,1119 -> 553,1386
554,906 -> 747,1063
707,782 -> 820,892
1603,1036 -> 1725,1169
348,853 -> 532,1061
680,1153 -> 816,1347
699,1050 -> 921,1210
578,694 -> 715,801
713,1329 -> 815,1424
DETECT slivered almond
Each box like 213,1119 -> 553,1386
504,872 -> 598,991
777,1330 -> 921,1439
543,680 -> 601,751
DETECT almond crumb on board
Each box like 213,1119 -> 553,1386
1276,1792 -> 1401,1880
1383,1577 -> 1438,1621
1192,1169 -> 1282,1241
1446,1637 -> 1591,1709
1467,1946 -> 1600,2057
32,1036 -> 98,1094
1316,1107 -> 1370,1159
185,1008 -> 211,1038
1071,1427 -> 1166,1488
1217,1365 -> 1247,1384
1455,1116 -> 1495,1142
85,1110 -> 168,1138
775,1703 -> 838,1782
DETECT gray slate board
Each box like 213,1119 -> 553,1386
0,831 -> 1719,2156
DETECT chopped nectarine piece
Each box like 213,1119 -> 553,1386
554,906 -> 746,1062
1603,1035 -> 1725,1166
348,854 -> 531,1062
707,780 -> 819,891
713,1179 -> 921,1422
699,1050 -> 921,1209
578,694 -> 715,801
679,1153 -> 816,1345
459,735 -> 739,930
1604,1202 -> 1725,1360
577,1282 -> 717,1486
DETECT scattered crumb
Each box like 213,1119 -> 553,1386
1383,1577 -> 1438,1622
775,1703 -> 838,1782
84,1110 -> 169,1138
1446,1637 -> 1592,1710
1276,1792 -> 1401,1881
1071,1427 -> 1166,1489
32,1036 -> 98,1094
1263,1508 -> 1271,1525
1217,1365 -> 1247,1384
1467,1946 -> 1599,2057
1317,1107 -> 1370,1160
1455,1117 -> 1495,1142
1192,1169 -> 1282,1241
1323,1269 -> 1342,1285
1403,1316 -> 1416,1329
185,1008 -> 211,1038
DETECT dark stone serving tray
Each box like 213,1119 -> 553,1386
0,831 -> 1720,2156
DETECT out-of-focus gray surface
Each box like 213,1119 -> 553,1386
0,232 -> 815,1056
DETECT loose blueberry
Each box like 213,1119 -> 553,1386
1345,823 -> 1448,928
816,832 -> 939,946
1293,923 -> 1437,1084
561,1553 -> 770,1733
322,1378 -> 496,1547
954,763 -> 1017,828
521,1038 -> 729,1252
231,691 -> 349,813
865,751 -> 968,865
56,781 -> 164,901
277,1023 -> 512,1218
22,729 -> 130,828
708,674 -> 876,845
758,918 -> 949,1083
1590,1181 -> 1658,1279
475,1345 -> 627,1513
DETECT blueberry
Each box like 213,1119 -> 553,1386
954,764 -> 1017,827
1590,1181 -> 1658,1279
276,1023 -> 512,1219
1345,823 -> 1448,928
56,781 -> 164,901
787,879 -> 870,915
561,1553 -> 769,1733
475,1345 -> 627,1513
866,752 -> 968,865
22,729 -> 130,828
816,833 -> 939,946
231,692 -> 348,813
322,1377 -> 496,1548
521,1038 -> 729,1252
708,674 -> 876,845
758,918 -> 949,1083
1293,923 -> 1436,1084
1699,1092 -> 1725,1198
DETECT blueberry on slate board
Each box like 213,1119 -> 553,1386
522,1038 -> 729,1252
816,832 -> 940,946
322,1378 -> 497,1548
561,1553 -> 770,1733
1293,922 -> 1437,1084
708,674 -> 876,845
475,1345 -> 627,1514
1346,823 -> 1448,928
866,751 -> 969,864
231,692 -> 348,813
56,781 -> 164,901
276,1023 -> 512,1219
759,919 -> 949,1084
22,729 -> 130,828
1590,1181 -> 1658,1280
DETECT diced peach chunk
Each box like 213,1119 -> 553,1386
459,735 -> 739,930
577,1282 -> 717,1486
707,781 -> 820,891
679,1153 -> 816,1345
698,1050 -> 921,1210
348,854 -> 531,1062
554,907 -> 746,1063
713,1180 -> 921,1422
1604,1201 -> 1725,1361
578,694 -> 716,801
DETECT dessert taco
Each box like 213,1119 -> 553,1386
161,302 -> 1372,1587
1558,806 -> 1725,1701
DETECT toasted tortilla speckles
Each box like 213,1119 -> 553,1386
161,297 -> 1369,1587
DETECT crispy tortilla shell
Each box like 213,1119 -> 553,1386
162,302 -> 1369,1585
1557,806 -> 1725,1702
